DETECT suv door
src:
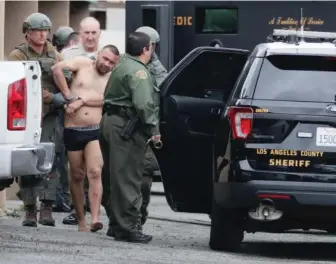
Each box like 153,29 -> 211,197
154,47 -> 249,214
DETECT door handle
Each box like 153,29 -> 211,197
211,108 -> 222,115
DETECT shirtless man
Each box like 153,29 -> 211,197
52,45 -> 120,232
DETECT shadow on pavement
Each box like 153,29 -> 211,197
238,241 -> 336,261
284,230 -> 335,236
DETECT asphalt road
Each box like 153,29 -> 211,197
1,195 -> 336,264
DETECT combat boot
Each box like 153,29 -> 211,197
115,231 -> 153,244
38,202 -> 55,226
22,205 -> 37,227
106,226 -> 115,237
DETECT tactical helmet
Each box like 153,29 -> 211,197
22,13 -> 52,34
135,26 -> 160,43
52,26 -> 74,47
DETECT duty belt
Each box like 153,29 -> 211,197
102,104 -> 134,119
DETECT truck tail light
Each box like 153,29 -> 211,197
228,106 -> 253,139
41,98 -> 43,127
7,78 -> 27,131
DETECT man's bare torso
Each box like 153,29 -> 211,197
65,62 -> 110,128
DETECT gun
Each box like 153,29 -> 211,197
120,115 -> 139,140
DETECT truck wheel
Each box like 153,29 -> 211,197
209,200 -> 244,252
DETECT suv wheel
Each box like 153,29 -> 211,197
209,200 -> 244,252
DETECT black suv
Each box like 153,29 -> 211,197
154,32 -> 336,252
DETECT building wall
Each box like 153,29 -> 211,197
0,1 -> 4,60
4,1 -> 39,57
70,1 -> 91,31
2,0 -> 90,59
39,1 -> 70,35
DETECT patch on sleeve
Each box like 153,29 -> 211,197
135,69 -> 148,79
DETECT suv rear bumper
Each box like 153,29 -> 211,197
11,142 -> 55,177
214,180 -> 336,209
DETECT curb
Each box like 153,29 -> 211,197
148,215 -> 210,226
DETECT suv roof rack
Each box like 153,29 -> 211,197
268,29 -> 336,45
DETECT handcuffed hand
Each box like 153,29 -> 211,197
150,135 -> 163,149
151,135 -> 161,143
65,99 -> 84,117
42,89 -> 53,104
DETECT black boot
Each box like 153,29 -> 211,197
115,230 -> 153,244
106,226 -> 115,237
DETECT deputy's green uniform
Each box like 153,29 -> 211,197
8,13 -> 61,227
135,26 -> 168,225
52,26 -> 75,212
100,54 -> 160,238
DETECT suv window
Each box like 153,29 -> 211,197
231,57 -> 254,99
167,51 -> 246,100
254,55 -> 336,103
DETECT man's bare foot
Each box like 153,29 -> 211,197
90,222 -> 103,233
78,224 -> 90,232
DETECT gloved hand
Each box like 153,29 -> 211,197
51,92 -> 67,107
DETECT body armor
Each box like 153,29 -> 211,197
15,43 -> 58,115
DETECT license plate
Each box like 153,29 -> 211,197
316,127 -> 336,147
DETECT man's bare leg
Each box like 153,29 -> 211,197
84,140 -> 103,232
68,151 -> 89,232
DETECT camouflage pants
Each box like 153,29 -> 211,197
19,112 -> 59,206
55,112 -> 71,207
140,146 -> 159,225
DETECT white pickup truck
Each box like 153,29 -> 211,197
0,61 -> 55,191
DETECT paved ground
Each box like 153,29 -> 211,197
1,193 -> 336,264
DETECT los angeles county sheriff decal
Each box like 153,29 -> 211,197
256,148 -> 324,167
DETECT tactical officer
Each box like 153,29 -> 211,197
52,26 -> 74,52
135,26 -> 168,226
8,13 -> 64,227
51,26 -> 75,213
100,32 -> 161,243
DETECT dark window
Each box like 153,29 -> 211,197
89,11 -> 106,30
142,9 -> 157,30
254,55 -> 336,103
195,7 -> 238,34
232,57 -> 254,99
167,51 -> 246,101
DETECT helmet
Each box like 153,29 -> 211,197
135,26 -> 160,43
52,26 -> 74,47
22,13 -> 52,34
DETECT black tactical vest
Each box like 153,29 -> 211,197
15,43 -> 57,94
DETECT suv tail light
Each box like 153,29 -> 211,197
228,106 -> 253,139
7,78 -> 27,131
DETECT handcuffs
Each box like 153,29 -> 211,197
147,138 -> 163,149
64,94 -> 83,107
